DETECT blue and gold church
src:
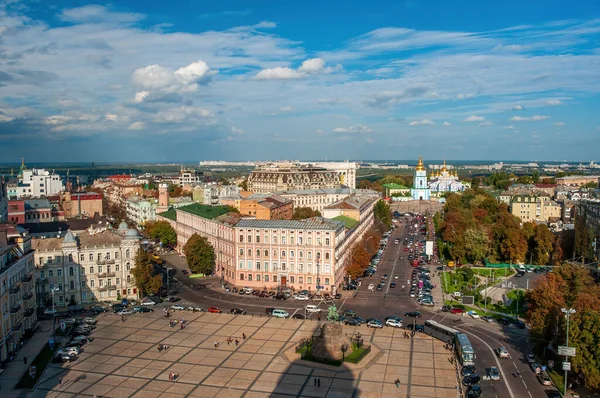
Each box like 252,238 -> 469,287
411,156 -> 431,200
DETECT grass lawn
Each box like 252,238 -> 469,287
15,343 -> 56,389
296,341 -> 369,366
548,369 -> 565,393
472,267 -> 515,279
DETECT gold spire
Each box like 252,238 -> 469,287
415,156 -> 425,171
440,158 -> 447,173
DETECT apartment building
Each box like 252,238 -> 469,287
511,194 -> 562,223
178,168 -> 203,187
31,222 -> 141,309
248,163 -> 347,194
0,224 -> 37,362
126,196 -> 157,227
61,191 -> 103,218
575,199 -> 600,260
193,184 -> 241,205
157,199 -> 375,293
7,160 -> 63,199
238,194 -> 294,220
275,188 -> 380,213
0,178 -> 7,223
7,199 -> 64,224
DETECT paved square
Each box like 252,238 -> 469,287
32,311 -> 459,397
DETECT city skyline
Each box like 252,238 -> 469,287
1,0 -> 600,161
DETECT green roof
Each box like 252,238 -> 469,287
383,183 -> 409,189
158,208 -> 177,221
177,204 -> 231,220
332,215 -> 359,230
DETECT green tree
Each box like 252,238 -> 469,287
183,233 -> 216,275
293,207 -> 322,220
144,220 -> 177,246
463,227 -> 490,264
132,249 -> 163,297
373,200 -> 391,228
532,224 -> 555,265
239,179 -> 248,191
531,170 -> 540,183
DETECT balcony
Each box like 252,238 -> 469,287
10,303 -> 21,313
12,322 -> 22,332
106,259 -> 115,264
98,287 -> 107,292
24,308 -> 35,317
21,274 -> 33,283
97,272 -> 107,278
9,284 -> 21,295
107,285 -> 117,291
107,272 -> 116,277
97,259 -> 106,265
23,292 -> 34,301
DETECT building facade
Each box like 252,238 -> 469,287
61,191 -> 103,218
0,224 -> 37,362
248,163 -> 348,194
193,184 -> 241,205
238,195 -> 294,220
178,168 -> 203,187
411,157 -> 431,201
0,177 -> 7,223
126,196 -> 157,227
575,199 -> 600,261
7,199 -> 64,224
32,223 -> 141,309
276,188 -> 380,213
309,161 -> 358,189
9,160 -> 63,199
428,161 -> 466,195
511,194 -> 562,223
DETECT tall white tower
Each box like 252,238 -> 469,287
411,156 -> 431,200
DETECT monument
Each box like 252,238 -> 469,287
310,304 -> 351,362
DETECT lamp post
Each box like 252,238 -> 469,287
561,308 -> 576,397
316,253 -> 321,295
166,267 -> 172,295
51,287 -> 59,342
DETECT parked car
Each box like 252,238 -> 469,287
495,347 -> 509,358
405,323 -> 425,332
91,306 -> 107,313
385,319 -> 402,328
367,319 -> 383,328
207,307 -> 222,313
537,372 -> 552,386
141,300 -> 156,306
295,294 -> 309,300
466,385 -> 482,398
133,306 -> 153,313
230,308 -> 247,315
53,352 -> 77,363
344,318 -> 360,326
467,311 -> 480,319
292,313 -> 305,319
526,353 -> 536,363
462,374 -> 481,386
117,309 -> 133,315
265,307 -> 275,315
530,362 -> 542,373
487,366 -> 500,381
481,316 -> 493,323
404,311 -> 422,318
171,304 -> 186,310
450,308 -> 465,314
58,346 -> 81,356
343,309 -> 356,317
83,317 -> 97,325
441,305 -> 452,312
271,309 -> 289,318
168,296 -> 180,302
461,365 -> 477,377
305,305 -> 321,313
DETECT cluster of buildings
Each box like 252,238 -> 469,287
575,199 -> 600,261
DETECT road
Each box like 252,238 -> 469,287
158,215 -> 555,398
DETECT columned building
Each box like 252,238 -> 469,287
411,157 -> 431,200
248,163 -> 348,194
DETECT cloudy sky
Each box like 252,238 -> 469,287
1,0 -> 599,162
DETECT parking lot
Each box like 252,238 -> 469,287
35,310 -> 461,398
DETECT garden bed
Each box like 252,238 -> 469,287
15,343 -> 56,389
296,341 -> 370,366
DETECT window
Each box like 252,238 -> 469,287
299,276 -> 303,283
308,252 -> 312,260
247,249 -> 252,257
127,275 -> 131,283
239,235 -> 244,242
299,251 -> 304,259
290,250 -> 295,258
281,250 -> 286,258
125,249 -> 130,259
126,263 -> 131,271
273,250 -> 278,258
239,260 -> 244,269
264,275 -> 269,282
299,263 -> 304,272
70,280 -> 75,290
273,236 -> 277,244
325,278 -> 330,285
264,250 -> 269,257
89,253 -> 93,261
39,257 -> 44,265
264,235 -> 268,244
325,263 -> 331,273
80,254 -> 85,262
58,283 -> 63,290
240,248 -> 244,256
40,270 -> 45,279
69,267 -> 74,276
273,275 -> 277,283
282,236 -> 286,244
247,235 -> 252,243
90,266 -> 94,274
58,295 -> 64,302
317,238 -> 321,245
281,262 -> 286,271
308,263 -> 312,273
107,279 -> 112,286
247,260 -> 253,269
248,274 -> 252,281
308,237 -> 312,245
264,261 -> 269,272
298,237 -> 303,245
115,252 -> 119,260
81,281 -> 86,288
256,261 -> 261,270
272,262 -> 278,271
240,273 -> 245,281
290,276 -> 295,283
256,274 -> 261,281
256,249 -> 261,257
325,238 -> 330,245
97,253 -> 102,261
116,278 -> 120,285
256,235 -> 260,243
307,277 -> 312,284
325,252 -> 330,260
98,266 -> 103,273
116,264 -> 119,271
57,269 -> 63,277
48,257 -> 53,264
99,279 -> 104,287
290,237 -> 295,245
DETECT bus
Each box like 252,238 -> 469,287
424,320 -> 459,344
454,333 -> 475,366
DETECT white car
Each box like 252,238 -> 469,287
44,309 -> 56,315
385,319 -> 402,328
171,304 -> 186,310
141,300 -> 156,306
118,309 -> 133,315
467,311 -> 480,319
58,347 -> 81,355
526,353 -> 536,363
295,294 -> 309,301
368,284 -> 375,291
496,347 -> 509,358
305,305 -> 321,313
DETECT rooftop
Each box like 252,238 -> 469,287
382,183 -> 409,189
332,215 -> 359,229
177,204 -> 231,220
31,229 -> 126,251
236,217 -> 345,232
158,208 -> 177,221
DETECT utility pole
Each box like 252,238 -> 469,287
484,276 -> 488,309
561,308 -> 576,397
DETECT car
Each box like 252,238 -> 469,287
531,362 -> 542,373
462,374 -> 481,386
385,315 -> 402,322
295,294 -> 309,300
390,282 -> 396,288
394,274 -> 399,279
405,323 -> 425,332
496,347 -> 509,358
171,304 -> 186,310
141,300 -> 156,306
72,335 -> 93,343
83,317 -> 97,325
207,307 -> 222,313
404,311 -> 422,318
367,319 -> 383,328
526,353 -> 536,363
466,385 -> 482,398
91,306 -> 107,313
441,305 -> 452,312
385,319 -> 403,328
537,372 -> 552,386
304,304 -> 321,313
461,365 -> 477,377
545,391 -> 562,398
53,353 -> 76,363
230,308 -> 247,315
450,308 -> 465,314
187,306 -> 204,312
409,291 -> 416,298
343,309 -> 356,317
265,307 -> 275,315
58,346 -> 81,355
117,309 -> 133,315
112,304 -> 125,311
133,306 -> 153,313
271,309 -> 289,318
68,305 -> 85,313
62,318 -> 78,326
44,308 -> 57,315
334,293 -> 342,299
274,293 -> 287,300
497,318 -> 510,326
481,316 -> 493,323
487,366 -> 500,381
168,296 -> 180,302
467,311 -> 480,319
368,284 -> 375,291
292,313 -> 305,319
344,318 -> 360,326
513,320 -> 526,329
376,284 -> 383,291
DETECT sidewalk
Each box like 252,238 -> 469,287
0,320 -> 55,393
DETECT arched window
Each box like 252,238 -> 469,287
273,250 -> 278,258
316,252 -> 321,260
125,249 -> 130,259
70,280 -> 75,290
281,250 -> 286,258
68,254 -> 73,263
325,252 -> 330,260
126,262 -> 131,271
299,251 -> 304,259
69,267 -> 74,276
256,249 -> 261,257
264,250 -> 269,257
290,250 -> 295,258
247,249 -> 252,257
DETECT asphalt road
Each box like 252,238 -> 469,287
158,216 -> 555,398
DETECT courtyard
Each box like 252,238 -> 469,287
33,311 -> 460,398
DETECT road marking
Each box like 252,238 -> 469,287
522,379 -> 528,388
528,391 -> 533,398
337,297 -> 348,312
455,326 -> 516,398
384,239 -> 403,295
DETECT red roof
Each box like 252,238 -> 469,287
107,174 -> 132,181
535,184 -> 557,188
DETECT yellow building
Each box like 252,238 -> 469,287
511,194 -> 562,223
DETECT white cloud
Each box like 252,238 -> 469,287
131,61 -> 214,99
333,125 -> 373,133
316,129 -> 324,134
128,121 -> 145,130
254,57 -> 340,80
478,121 -> 493,127
154,106 -> 214,123
0,114 -> 15,122
133,91 -> 150,103
279,106 -> 293,112
512,104 -> 525,111
443,121 -> 452,126
231,126 -> 244,135
509,115 -> 550,121
502,125 -> 516,130
409,119 -> 435,126
44,115 -> 73,125
554,122 -> 565,127
546,99 -> 562,106
59,5 -> 144,25
464,115 -> 485,122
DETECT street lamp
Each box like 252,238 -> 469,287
561,308 -> 576,397
51,287 -> 59,341
316,253 -> 321,295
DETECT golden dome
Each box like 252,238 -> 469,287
440,159 -> 447,173
415,156 -> 425,171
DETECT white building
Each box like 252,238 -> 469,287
428,161 -> 466,195
12,166 -> 63,199
411,157 -> 431,201
126,196 -> 157,227
194,184 -> 242,206
275,188 -> 380,213
178,168 -> 203,187
32,222 -> 141,307
309,161 -> 358,189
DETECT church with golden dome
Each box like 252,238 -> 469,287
411,156 -> 431,200
428,160 -> 466,195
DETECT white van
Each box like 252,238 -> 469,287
271,309 -> 289,318
305,305 -> 321,313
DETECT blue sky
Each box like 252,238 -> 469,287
1,0 -> 600,162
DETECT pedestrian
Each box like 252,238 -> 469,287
242,333 -> 246,340
395,378 -> 400,388
58,377 -> 62,387
180,323 -> 184,330
23,356 -> 27,365
214,341 -> 218,348
235,339 -> 239,346
169,372 -> 172,381
227,339 -> 230,345
314,378 -> 317,386
317,378 -> 321,387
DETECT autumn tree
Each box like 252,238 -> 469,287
346,244 -> 371,279
239,178 -> 248,191
532,224 -> 555,265
144,220 -> 177,246
463,227 -> 490,264
373,200 -> 391,228
293,207 -> 322,220
184,233 -> 216,275
132,249 -> 163,297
